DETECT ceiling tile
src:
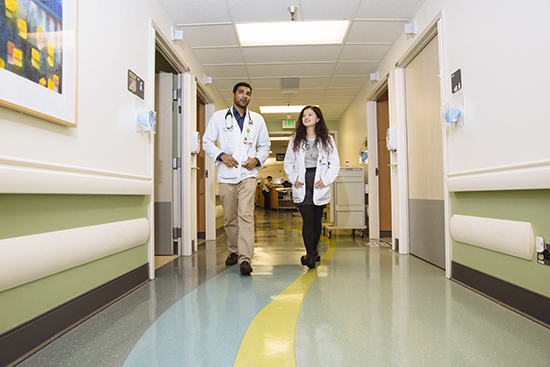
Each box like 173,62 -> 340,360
325,88 -> 361,97
247,63 -> 335,78
334,62 -> 377,76
339,44 -> 392,61
193,48 -> 244,65
322,96 -> 355,105
158,0 -> 231,24
356,0 -> 426,19
299,0 -> 363,20
329,76 -> 369,88
346,21 -> 406,43
203,65 -> 248,78
248,78 -> 282,89
241,45 -> 342,63
226,0 -> 295,22
296,78 -> 330,89
180,25 -> 239,48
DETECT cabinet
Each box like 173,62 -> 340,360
324,167 -> 366,237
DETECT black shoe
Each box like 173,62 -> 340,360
313,251 -> 321,262
240,261 -> 253,275
300,255 -> 316,269
225,253 -> 238,266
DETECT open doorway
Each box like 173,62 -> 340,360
375,91 -> 392,238
196,94 -> 206,240
153,48 -> 179,265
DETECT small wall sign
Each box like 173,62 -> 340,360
128,69 -> 145,100
451,69 -> 462,94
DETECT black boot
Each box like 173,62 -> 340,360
300,254 -> 316,269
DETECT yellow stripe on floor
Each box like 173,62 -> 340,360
233,240 -> 336,367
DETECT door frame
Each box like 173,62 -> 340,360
148,20 -> 190,277
366,78 -> 389,241
195,82 -> 216,241
391,14 -> 452,277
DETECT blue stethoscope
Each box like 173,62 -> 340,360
224,108 -> 253,130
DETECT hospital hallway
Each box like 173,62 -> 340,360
16,209 -> 550,367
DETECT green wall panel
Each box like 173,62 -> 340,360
451,190 -> 550,297
0,194 -> 149,333
0,245 -> 148,333
0,194 -> 148,240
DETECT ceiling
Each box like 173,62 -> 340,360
158,0 -> 425,121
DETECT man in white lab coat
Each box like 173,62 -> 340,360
203,82 -> 270,275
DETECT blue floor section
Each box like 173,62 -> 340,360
122,264 -> 305,367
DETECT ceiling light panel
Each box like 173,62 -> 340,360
260,105 -> 306,113
236,21 -> 350,46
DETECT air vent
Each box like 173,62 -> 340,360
281,78 -> 299,89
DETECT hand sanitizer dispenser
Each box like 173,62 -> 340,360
191,131 -> 201,154
386,128 -> 397,151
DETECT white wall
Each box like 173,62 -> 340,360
0,0 -> 226,182
340,0 -> 550,177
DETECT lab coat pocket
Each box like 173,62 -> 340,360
315,185 -> 331,204
218,164 -> 240,179
292,185 -> 304,204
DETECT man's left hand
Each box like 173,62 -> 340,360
242,157 -> 258,170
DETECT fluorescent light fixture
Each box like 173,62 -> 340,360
269,136 -> 291,141
236,20 -> 349,46
260,105 -> 305,114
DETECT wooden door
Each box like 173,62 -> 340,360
405,34 -> 445,268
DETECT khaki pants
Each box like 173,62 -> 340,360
219,177 -> 256,264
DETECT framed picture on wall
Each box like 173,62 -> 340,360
0,0 -> 77,127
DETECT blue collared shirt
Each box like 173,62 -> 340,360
232,106 -> 246,132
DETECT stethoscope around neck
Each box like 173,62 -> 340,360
224,108 -> 253,129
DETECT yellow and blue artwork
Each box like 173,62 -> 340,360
0,0 -> 63,93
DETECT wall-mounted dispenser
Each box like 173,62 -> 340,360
386,128 -> 397,151
191,131 -> 201,154
136,106 -> 156,134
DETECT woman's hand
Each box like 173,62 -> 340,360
314,179 -> 325,189
294,179 -> 304,189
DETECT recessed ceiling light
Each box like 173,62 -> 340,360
260,105 -> 305,114
236,20 -> 349,47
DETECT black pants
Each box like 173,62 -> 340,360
298,205 -> 325,255
263,190 -> 271,210
297,167 -> 325,255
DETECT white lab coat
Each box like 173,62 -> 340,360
203,108 -> 271,184
283,136 -> 340,205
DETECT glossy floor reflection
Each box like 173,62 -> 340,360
17,209 -> 550,366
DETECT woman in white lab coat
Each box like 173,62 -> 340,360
284,106 -> 340,269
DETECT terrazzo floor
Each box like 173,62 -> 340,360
16,209 -> 550,366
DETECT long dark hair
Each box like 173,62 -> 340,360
292,106 -> 333,153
